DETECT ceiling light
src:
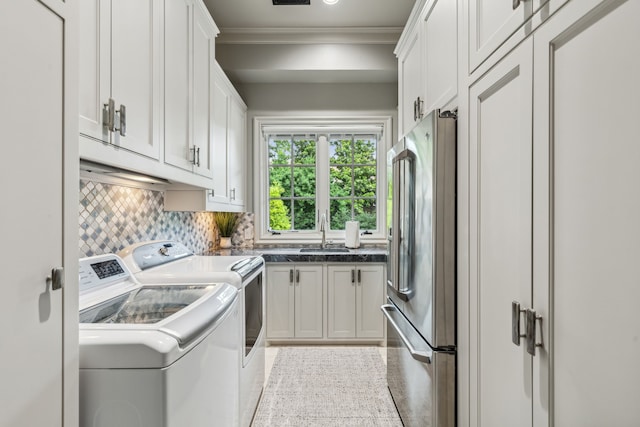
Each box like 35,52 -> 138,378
323,0 -> 340,4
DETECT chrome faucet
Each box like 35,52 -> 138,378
319,213 -> 327,249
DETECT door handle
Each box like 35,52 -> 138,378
512,0 -> 528,10
296,269 -> 300,283
49,267 -> 64,291
511,301 -> 526,346
104,98 -> 116,132
116,104 -> 126,136
357,269 -> 361,284
381,304 -> 432,364
289,269 -> 293,284
525,308 -> 543,356
351,269 -> 355,284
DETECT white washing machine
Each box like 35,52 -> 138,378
79,254 -> 240,427
118,241 -> 265,427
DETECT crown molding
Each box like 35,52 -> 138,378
216,26 -> 404,44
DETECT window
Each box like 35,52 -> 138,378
256,116 -> 391,243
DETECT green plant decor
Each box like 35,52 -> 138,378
214,211 -> 238,237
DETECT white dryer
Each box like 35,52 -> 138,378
79,254 -> 240,427
118,241 -> 265,427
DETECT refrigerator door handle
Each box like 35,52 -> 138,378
381,304 -> 432,364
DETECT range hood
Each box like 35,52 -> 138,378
80,160 -> 171,185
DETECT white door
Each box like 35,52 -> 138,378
294,265 -> 323,338
356,264 -> 385,338
228,97 -> 247,207
399,27 -> 423,136
211,67 -> 230,204
266,265 -> 295,338
327,265 -> 357,338
192,4 -> 217,178
469,0 -> 533,72
0,0 -> 75,425
164,0 -> 194,171
469,39 -> 534,427
110,0 -> 161,159
534,1 -> 640,424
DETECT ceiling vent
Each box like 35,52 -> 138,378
272,0 -> 310,4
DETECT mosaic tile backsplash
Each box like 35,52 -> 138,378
79,179 -> 254,257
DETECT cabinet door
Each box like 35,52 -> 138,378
534,1 -> 640,424
398,27 -> 423,136
423,0 -> 457,113
210,67 -> 230,204
192,4 -> 216,178
1,0 -> 73,424
327,265 -> 357,338
228,96 -> 247,207
294,265 -> 324,338
79,0 -> 110,143
110,0 -> 162,159
356,265 -> 385,338
469,0 -> 533,72
164,0 -> 193,171
469,39 -> 533,427
266,265 -> 295,338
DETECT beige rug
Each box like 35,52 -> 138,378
251,347 -> 402,426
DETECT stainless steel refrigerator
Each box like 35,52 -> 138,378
382,109 -> 456,427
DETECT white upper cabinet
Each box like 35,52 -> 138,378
396,0 -> 458,138
79,0 -> 162,159
164,0 -> 217,178
164,0 -> 194,172
468,0 -> 570,73
228,96 -> 247,207
210,67 -> 230,205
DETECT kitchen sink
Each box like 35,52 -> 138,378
299,248 -> 351,253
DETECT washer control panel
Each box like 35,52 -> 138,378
79,254 -> 131,293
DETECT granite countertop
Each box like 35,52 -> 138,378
200,246 -> 388,263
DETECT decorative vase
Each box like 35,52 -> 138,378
219,236 -> 232,249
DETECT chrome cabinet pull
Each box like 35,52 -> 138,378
296,269 -> 300,283
49,267 -> 64,291
512,301 -> 526,346
196,146 -> 201,167
289,269 -> 293,284
104,98 -> 116,132
357,269 -> 361,284
351,269 -> 355,284
525,308 -> 543,356
416,97 -> 424,120
116,104 -> 126,136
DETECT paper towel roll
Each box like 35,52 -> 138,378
345,221 -> 360,248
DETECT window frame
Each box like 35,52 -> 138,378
254,115 -> 392,245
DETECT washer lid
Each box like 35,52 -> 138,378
79,282 -> 238,369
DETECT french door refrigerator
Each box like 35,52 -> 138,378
382,109 -> 456,427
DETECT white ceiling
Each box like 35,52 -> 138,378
202,0 -> 416,85
203,0 -> 415,30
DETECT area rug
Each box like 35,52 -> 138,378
251,347 -> 402,426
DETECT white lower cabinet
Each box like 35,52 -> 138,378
266,264 -> 323,339
327,264 -> 385,339
468,1 -> 640,425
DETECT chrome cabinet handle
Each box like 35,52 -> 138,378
289,269 -> 293,284
525,308 -> 543,356
296,269 -> 300,283
351,269 -> 355,284
48,267 -> 64,291
357,269 -> 362,284
104,98 -> 116,132
512,301 -> 526,346
196,146 -> 201,167
117,104 -> 126,136
416,97 -> 424,120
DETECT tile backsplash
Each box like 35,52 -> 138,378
79,179 -> 253,257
